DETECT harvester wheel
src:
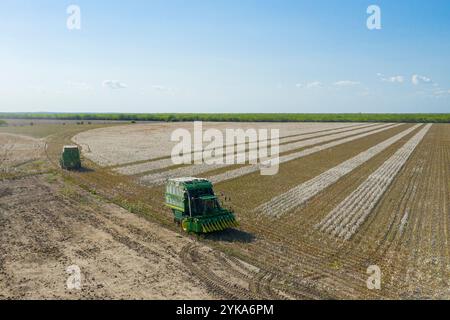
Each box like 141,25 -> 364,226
181,219 -> 189,233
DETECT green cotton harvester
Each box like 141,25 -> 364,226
165,177 -> 238,233
60,145 -> 81,170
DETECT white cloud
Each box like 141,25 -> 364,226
295,83 -> 303,88
386,76 -> 404,83
306,81 -> 323,89
377,73 -> 404,83
333,80 -> 361,87
412,74 -> 432,85
102,80 -> 127,89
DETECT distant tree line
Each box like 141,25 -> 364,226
0,113 -> 449,123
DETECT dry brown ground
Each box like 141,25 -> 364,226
0,133 -> 47,180
0,174 -> 270,299
0,133 -> 44,167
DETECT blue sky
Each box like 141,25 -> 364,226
1,0 -> 449,113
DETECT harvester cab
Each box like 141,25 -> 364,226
165,177 -> 238,233
60,145 -> 81,170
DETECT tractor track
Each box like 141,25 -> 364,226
247,271 -> 286,300
180,243 -> 258,300
212,251 -> 287,299
234,220 -> 384,299
212,251 -> 254,281
56,180 -> 265,300
138,185 -> 370,299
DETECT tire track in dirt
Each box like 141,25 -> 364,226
211,251 -> 293,299
180,243 -> 257,299
58,184 -> 269,300
231,234 -> 373,299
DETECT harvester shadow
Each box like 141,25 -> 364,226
77,167 -> 95,173
204,228 -> 256,243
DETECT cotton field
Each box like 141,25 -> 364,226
26,120 -> 449,299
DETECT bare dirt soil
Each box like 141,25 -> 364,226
0,175 -> 211,299
0,133 -> 44,167
0,133 -> 47,180
0,174 -> 272,299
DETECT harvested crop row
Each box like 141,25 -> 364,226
74,122 -> 362,167
139,124 -> 394,186
342,124 -> 450,298
239,126 -> 422,284
206,124 -> 401,185
255,124 -> 422,217
235,125 -> 431,298
113,123 -> 375,175
317,124 -> 432,240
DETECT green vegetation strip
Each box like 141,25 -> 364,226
1,112 -> 450,123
